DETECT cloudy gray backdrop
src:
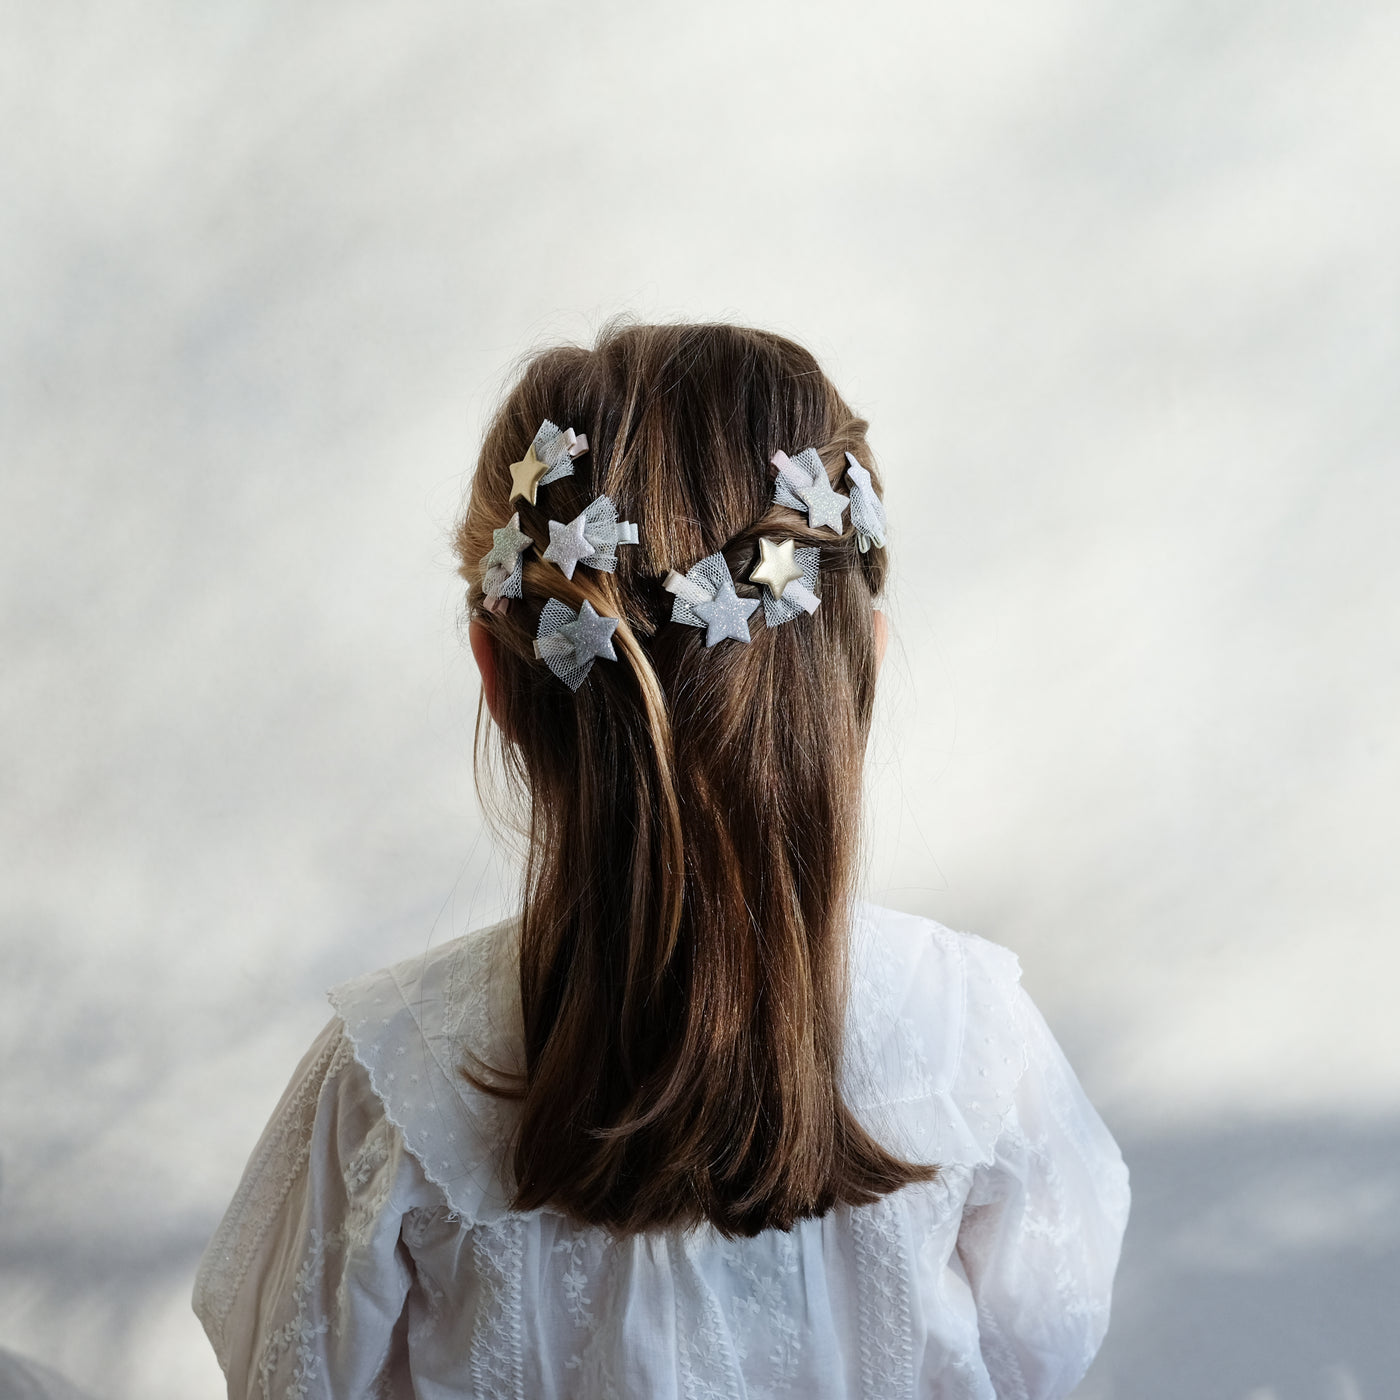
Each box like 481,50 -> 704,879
2,2 -> 1398,1397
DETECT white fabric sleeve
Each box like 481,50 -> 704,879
192,1017 -> 429,1400
955,986 -> 1131,1400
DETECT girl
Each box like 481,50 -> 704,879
193,322 -> 1129,1399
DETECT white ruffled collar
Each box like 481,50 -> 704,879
329,902 -> 1028,1227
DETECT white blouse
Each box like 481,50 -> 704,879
193,902 -> 1129,1400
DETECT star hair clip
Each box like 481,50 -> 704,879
771,448 -> 849,534
478,512 -> 532,614
662,552 -> 760,647
750,537 -> 820,627
542,495 -> 640,580
509,419 -> 590,506
842,452 -> 887,552
532,598 -> 620,691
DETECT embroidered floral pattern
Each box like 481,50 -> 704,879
554,1234 -> 597,1332
470,1217 -> 525,1400
676,1234 -> 743,1400
344,1121 -> 391,1193
255,1226 -> 339,1400
551,1228 -> 627,1398
196,1030 -> 351,1369
717,1230 -> 802,1395
851,1195 -> 916,1399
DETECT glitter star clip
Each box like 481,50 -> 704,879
478,512 -> 532,613
843,452 -> 887,552
541,495 -> 639,580
662,552 -> 760,647
532,598 -> 619,691
750,537 -> 821,627
509,419 -> 590,506
771,448 -> 849,534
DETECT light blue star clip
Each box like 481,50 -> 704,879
532,598 -> 620,690
662,552 -> 760,647
772,447 -> 849,534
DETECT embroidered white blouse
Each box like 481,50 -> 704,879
193,902 -> 1130,1400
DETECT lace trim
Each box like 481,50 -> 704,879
194,1031 -> 352,1368
330,906 -> 1029,1245
328,918 -> 522,1228
851,1195 -> 916,1399
469,1217 -> 526,1400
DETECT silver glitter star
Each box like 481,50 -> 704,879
692,577 -> 758,647
560,600 -> 618,667
482,513 -> 531,570
797,473 -> 849,533
544,512 -> 595,580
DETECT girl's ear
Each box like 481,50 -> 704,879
873,607 -> 889,674
469,619 -> 505,726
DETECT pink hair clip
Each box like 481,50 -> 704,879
842,452 -> 887,552
479,512 -> 532,613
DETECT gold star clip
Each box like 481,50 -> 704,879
750,537 -> 804,599
508,445 -> 549,506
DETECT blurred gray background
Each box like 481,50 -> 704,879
2,1 -> 1398,1397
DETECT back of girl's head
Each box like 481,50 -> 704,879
455,320 -> 933,1237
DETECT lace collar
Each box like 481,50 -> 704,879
329,903 -> 1028,1226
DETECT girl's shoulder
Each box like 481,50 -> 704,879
323,903 -> 1038,1227
844,901 -> 1032,1171
326,913 -> 525,1227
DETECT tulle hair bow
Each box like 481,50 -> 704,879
771,448 -> 849,534
750,537 -> 821,627
542,495 -> 639,580
662,552 -> 760,647
510,419 -> 590,505
538,421 -> 589,480
843,452 -> 887,552
532,598 -> 619,690
478,512 -> 531,614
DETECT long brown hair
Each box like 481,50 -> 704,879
455,321 -> 935,1237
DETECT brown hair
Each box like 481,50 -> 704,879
455,321 -> 935,1237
